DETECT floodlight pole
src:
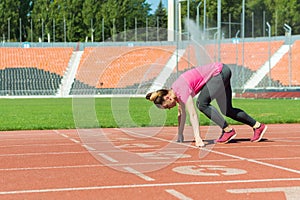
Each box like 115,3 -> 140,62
266,22 -> 271,87
217,0 -> 221,62
197,1 -> 202,30
8,18 -> 10,42
235,30 -> 240,67
284,23 -> 292,87
241,0 -> 245,86
203,0 -> 206,39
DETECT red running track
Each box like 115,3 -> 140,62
0,124 -> 300,199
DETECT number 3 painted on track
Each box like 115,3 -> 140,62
172,165 -> 247,176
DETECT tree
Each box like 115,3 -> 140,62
149,0 -> 168,41
0,0 -> 20,42
30,0 -> 51,42
100,0 -> 151,41
82,0 -> 102,42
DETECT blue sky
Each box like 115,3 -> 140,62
147,0 -> 168,13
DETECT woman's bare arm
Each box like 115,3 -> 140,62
177,103 -> 186,142
185,96 -> 205,147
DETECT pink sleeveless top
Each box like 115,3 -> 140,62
172,62 -> 223,103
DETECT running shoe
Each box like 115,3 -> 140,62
216,128 -> 237,143
251,123 -> 267,142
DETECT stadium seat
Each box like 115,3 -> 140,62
72,45 -> 176,95
0,47 -> 73,95
271,40 -> 300,86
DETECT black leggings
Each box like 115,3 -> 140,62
196,64 -> 256,129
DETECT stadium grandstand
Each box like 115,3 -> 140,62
1,0 -> 300,98
1,34 -> 300,98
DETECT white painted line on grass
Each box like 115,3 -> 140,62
165,189 -> 193,200
123,167 -> 155,181
98,153 -> 118,163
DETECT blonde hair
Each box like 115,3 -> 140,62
145,89 -> 169,106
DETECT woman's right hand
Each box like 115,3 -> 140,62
195,137 -> 205,147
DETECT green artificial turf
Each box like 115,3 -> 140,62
0,97 -> 299,131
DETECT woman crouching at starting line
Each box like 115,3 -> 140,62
146,62 -> 267,147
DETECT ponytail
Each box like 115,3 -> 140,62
145,89 -> 169,106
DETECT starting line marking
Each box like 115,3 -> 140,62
0,178 -> 300,195
123,167 -> 155,181
98,153 -> 118,163
165,189 -> 193,200
227,186 -> 300,199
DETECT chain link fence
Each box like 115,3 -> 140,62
0,30 -> 299,97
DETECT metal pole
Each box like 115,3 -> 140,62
178,1 -> 182,41
91,19 -> 93,42
235,30 -> 240,66
42,18 -> 44,42
235,30 -> 240,89
275,11 -> 278,36
197,1 -> 202,30
31,19 -> 33,42
102,18 -> 104,42
145,17 -> 148,42
252,12 -> 254,38
53,19 -> 55,43
19,18 -> 22,43
284,24 -> 292,87
217,0 -> 221,62
187,0 -> 190,68
8,18 -> 10,42
64,17 -> 66,43
113,18 -> 116,42
124,18 -> 127,42
203,0 -> 206,39
157,16 -> 159,41
175,0 -> 179,78
266,22 -> 271,87
263,11 -> 265,37
187,0 -> 190,41
135,17 -> 137,41
241,0 -> 245,85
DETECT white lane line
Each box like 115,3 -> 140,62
70,138 -> 80,143
2,157 -> 300,172
206,148 -> 300,175
0,151 -> 89,157
123,167 -> 155,181
115,128 -> 300,175
60,134 -> 69,138
0,164 -> 102,171
165,189 -> 193,200
227,186 -> 300,199
82,145 -> 96,151
98,153 -> 118,163
1,177 -> 300,195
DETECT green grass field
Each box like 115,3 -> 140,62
0,98 -> 299,131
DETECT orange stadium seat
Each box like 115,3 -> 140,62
0,47 -> 73,76
0,47 -> 73,95
218,41 -> 284,70
271,40 -> 300,86
75,46 -> 176,89
174,41 -> 284,72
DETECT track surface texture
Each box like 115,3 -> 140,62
0,124 -> 300,200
